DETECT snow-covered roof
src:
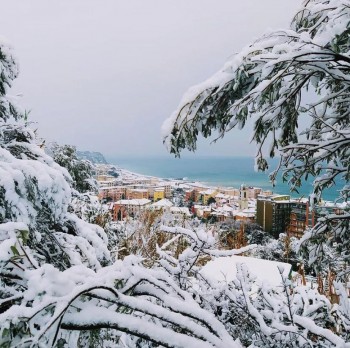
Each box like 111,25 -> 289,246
233,211 -> 255,218
115,199 -> 151,206
242,208 -> 256,214
151,198 -> 174,207
170,207 -> 191,216
201,256 -> 292,288
211,211 -> 230,217
200,189 -> 216,195
215,193 -> 231,200
213,205 -> 234,214
99,185 -> 125,191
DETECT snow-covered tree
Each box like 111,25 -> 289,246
0,44 -> 109,267
163,0 -> 350,285
0,39 -> 244,348
49,142 -> 98,194
2,0 -> 350,344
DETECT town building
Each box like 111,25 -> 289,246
193,205 -> 212,219
220,188 -> 240,197
112,199 -> 151,220
200,189 -> 218,205
169,206 -> 192,218
247,187 -> 263,199
233,210 -> 256,223
239,184 -> 249,210
256,194 -> 293,237
96,175 -> 119,187
150,198 -> 174,211
287,200 -> 347,239
126,189 -> 149,200
288,200 -> 313,238
153,188 -> 165,201
98,186 -> 126,201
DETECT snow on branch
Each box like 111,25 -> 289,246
0,256 -> 240,347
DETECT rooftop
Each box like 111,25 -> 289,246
115,199 -> 151,206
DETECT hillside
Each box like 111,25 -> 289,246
76,150 -> 108,164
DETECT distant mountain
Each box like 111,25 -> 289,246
76,151 -> 108,164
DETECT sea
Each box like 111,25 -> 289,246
106,155 -> 342,202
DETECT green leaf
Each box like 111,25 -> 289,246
10,245 -> 20,256
16,229 -> 29,245
1,328 -> 9,338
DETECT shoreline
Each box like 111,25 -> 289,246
101,162 -> 346,206
108,162 -> 309,201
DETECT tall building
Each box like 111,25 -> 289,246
288,200 -> 313,238
256,194 -> 292,238
288,201 -> 345,238
258,194 -> 347,239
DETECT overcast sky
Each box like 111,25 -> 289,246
0,0 -> 301,158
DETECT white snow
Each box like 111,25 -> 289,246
201,255 -> 292,288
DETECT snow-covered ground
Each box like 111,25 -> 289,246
201,255 -> 292,288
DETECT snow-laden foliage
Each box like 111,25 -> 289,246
162,0 -> 350,283
0,38 -> 241,348
48,142 -> 98,194
0,240 -> 241,347
70,194 -> 111,228
0,216 -> 245,347
298,211 -> 350,280
0,41 -> 109,271
2,2 -> 350,344
155,224 -> 350,346
112,215 -> 350,346
163,0 -> 350,197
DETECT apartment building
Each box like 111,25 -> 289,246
184,189 -> 201,203
112,199 -> 151,220
200,189 -> 218,205
288,200 -> 313,238
98,186 -> 126,201
153,188 -> 165,201
256,194 -> 293,238
220,188 -> 240,197
247,187 -> 263,199
96,175 -> 119,188
288,200 -> 346,238
126,189 -> 149,200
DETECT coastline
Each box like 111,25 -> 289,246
106,156 -> 341,201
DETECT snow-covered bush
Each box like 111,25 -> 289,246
156,224 -> 350,346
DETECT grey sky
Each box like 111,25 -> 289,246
1,0 -> 301,158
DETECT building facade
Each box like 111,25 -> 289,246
256,195 -> 292,238
112,199 -> 151,221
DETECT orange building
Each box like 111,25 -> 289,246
126,189 -> 149,200
98,186 -> 126,201
112,199 -> 151,221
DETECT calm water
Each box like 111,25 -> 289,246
106,155 -> 342,201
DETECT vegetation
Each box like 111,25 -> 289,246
49,143 -> 98,193
163,0 -> 350,290
1,0 -> 350,346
